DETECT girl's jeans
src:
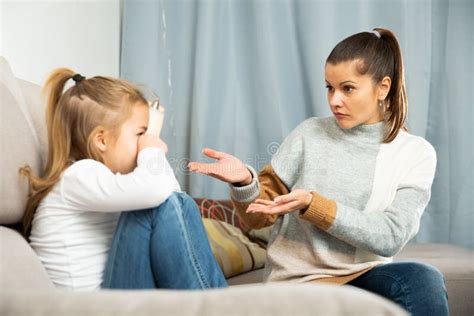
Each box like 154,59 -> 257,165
101,192 -> 227,289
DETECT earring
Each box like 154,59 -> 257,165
378,100 -> 384,108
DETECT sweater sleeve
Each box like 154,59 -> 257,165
61,147 -> 181,213
229,121 -> 309,229
300,143 -> 437,257
229,164 -> 290,229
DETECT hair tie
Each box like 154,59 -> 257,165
72,74 -> 85,84
371,30 -> 381,38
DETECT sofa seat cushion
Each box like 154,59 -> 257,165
227,267 -> 264,285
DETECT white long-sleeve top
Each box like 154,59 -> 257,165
29,147 -> 181,291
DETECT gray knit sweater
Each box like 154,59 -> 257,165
230,117 -> 437,283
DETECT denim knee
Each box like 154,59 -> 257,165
146,192 -> 200,223
173,191 -> 195,204
405,262 -> 447,292
409,262 -> 444,280
154,192 -> 189,210
172,192 -> 199,213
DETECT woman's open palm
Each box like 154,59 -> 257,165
188,148 -> 252,185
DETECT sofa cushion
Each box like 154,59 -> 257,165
0,226 -> 54,291
195,198 -> 249,233
0,57 -> 47,225
227,267 -> 264,285
203,218 -> 266,278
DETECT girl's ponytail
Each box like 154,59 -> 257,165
20,68 -> 76,237
43,68 -> 75,176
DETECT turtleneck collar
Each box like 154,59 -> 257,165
331,117 -> 386,144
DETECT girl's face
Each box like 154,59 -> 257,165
325,60 -> 387,129
101,104 -> 149,174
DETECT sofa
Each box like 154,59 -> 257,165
205,200 -> 474,315
0,56 -> 472,315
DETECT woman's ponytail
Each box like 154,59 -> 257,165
374,28 -> 408,143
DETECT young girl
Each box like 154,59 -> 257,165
21,69 -> 227,291
189,28 -> 449,315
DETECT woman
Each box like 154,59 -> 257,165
188,28 -> 448,315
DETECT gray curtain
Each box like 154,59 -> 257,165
121,0 -> 473,249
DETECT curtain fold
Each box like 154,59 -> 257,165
121,0 -> 473,248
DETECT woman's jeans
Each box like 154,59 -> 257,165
348,261 -> 449,315
101,192 -> 227,289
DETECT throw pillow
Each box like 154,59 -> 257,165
194,198 -> 249,234
202,218 -> 266,278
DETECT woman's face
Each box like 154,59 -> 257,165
325,60 -> 386,129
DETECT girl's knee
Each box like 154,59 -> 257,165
173,191 -> 195,204
163,192 -> 199,217
174,192 -> 199,210
158,192 -> 188,208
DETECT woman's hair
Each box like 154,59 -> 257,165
19,68 -> 147,237
326,28 -> 408,143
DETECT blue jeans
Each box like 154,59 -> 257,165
348,262 -> 449,315
101,192 -> 227,290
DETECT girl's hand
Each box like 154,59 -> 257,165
246,189 -> 313,216
138,134 -> 168,154
188,148 -> 252,186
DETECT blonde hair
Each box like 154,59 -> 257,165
20,68 -> 147,237
326,28 -> 408,143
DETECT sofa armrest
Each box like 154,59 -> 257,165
0,226 -> 54,291
0,284 -> 407,316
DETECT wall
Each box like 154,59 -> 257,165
0,0 -> 120,85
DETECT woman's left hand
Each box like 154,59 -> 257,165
246,189 -> 313,216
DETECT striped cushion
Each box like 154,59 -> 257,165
202,218 -> 266,278
195,198 -> 249,234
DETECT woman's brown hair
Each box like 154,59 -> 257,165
326,28 -> 408,143
19,68 -> 147,237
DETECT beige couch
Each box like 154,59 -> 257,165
0,56 -> 472,315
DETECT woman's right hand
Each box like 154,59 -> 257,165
188,148 -> 253,186
138,134 -> 168,154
